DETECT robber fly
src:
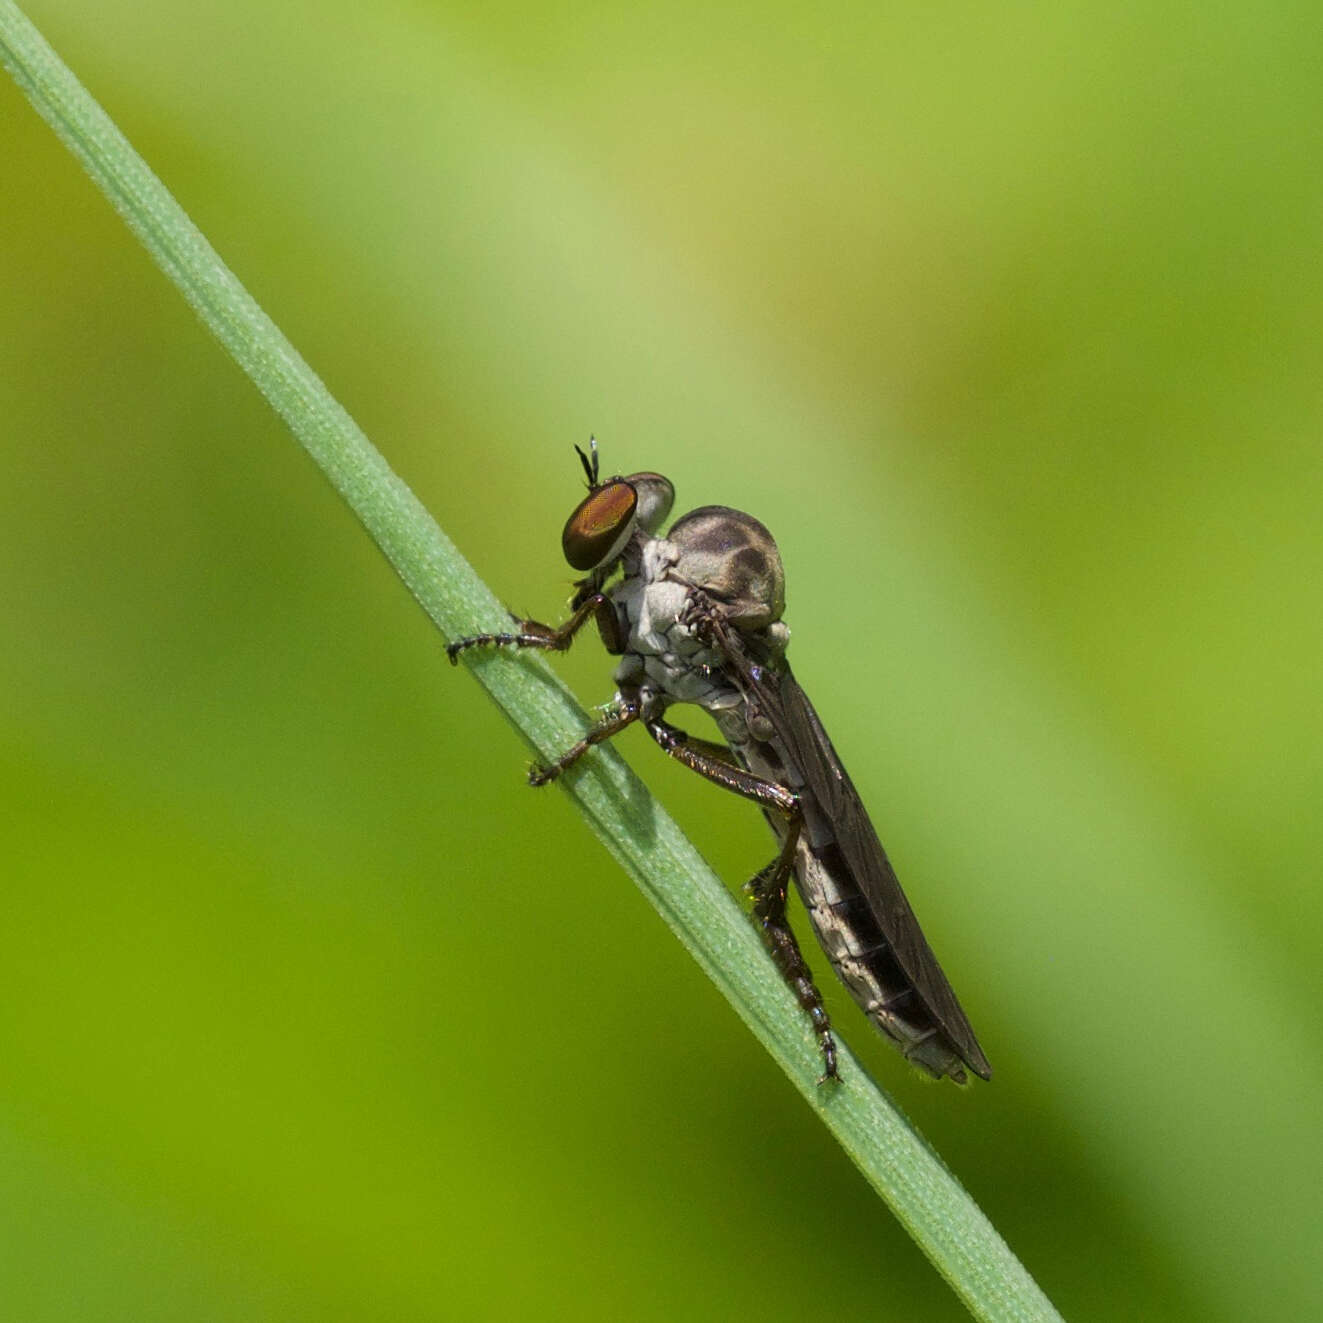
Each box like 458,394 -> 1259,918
448,443 -> 991,1085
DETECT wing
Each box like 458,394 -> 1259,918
708,616 -> 992,1080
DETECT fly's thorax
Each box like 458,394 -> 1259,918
604,531 -> 722,710
612,573 -> 742,710
664,505 -> 785,630
613,512 -> 794,715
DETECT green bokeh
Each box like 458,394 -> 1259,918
4,2 -> 1321,1319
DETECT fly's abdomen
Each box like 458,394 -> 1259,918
794,843 -> 969,1082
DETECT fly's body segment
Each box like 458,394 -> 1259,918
449,443 -> 991,1085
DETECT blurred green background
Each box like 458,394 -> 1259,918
4,2 -> 1321,1319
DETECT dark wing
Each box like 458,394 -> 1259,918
710,618 -> 992,1080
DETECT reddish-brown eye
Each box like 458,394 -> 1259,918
561,480 -> 637,570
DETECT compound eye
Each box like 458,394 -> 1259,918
562,480 -> 638,570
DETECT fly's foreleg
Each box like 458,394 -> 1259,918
527,698 -> 640,786
446,593 -> 614,663
644,716 -> 840,1084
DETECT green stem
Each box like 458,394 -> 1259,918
1,5 -> 1061,1319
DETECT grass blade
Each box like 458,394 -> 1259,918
1,4 -> 1063,1318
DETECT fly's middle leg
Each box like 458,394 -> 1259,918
645,715 -> 841,1084
526,698 -> 640,786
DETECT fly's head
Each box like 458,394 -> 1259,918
562,439 -> 674,600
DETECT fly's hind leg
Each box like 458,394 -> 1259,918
645,714 -> 840,1083
745,855 -> 839,1084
